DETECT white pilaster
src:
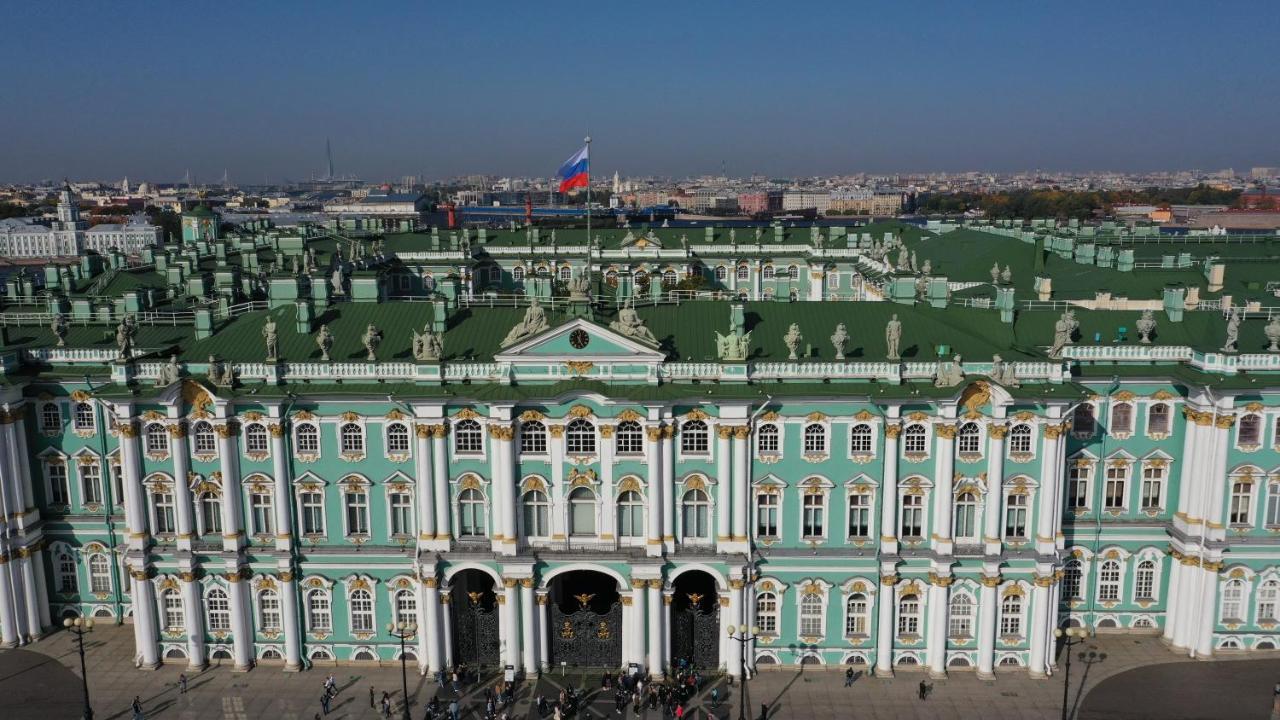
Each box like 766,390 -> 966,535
661,430 -> 675,550
984,426 -> 1007,555
726,579 -> 744,678
520,580 -> 536,674
170,421 -> 195,552
731,427 -> 750,547
414,426 -> 436,550
630,581 -> 647,667
131,570 -> 161,668
1027,576 -> 1051,678
0,555 -> 16,647
715,426 -> 732,547
431,429 -> 450,543
932,425 -> 956,555
880,426 -> 901,555
441,594 -> 454,669
182,572 -> 206,670
976,576 -> 998,679
118,416 -> 147,551
19,553 -> 40,640
646,580 -> 662,676
1192,565 -> 1219,658
216,422 -> 244,553
1036,425 -> 1064,555
281,571 -> 301,671
501,579 -> 520,669
227,573 -> 253,671
875,578 -> 896,676
269,422 -> 292,552
926,578 -> 949,678
645,427 -> 663,556
537,592 -> 549,671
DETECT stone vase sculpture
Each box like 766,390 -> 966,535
830,323 -> 849,360
1136,310 -> 1157,344
1266,316 -> 1280,353
784,323 -> 803,360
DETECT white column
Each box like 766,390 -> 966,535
645,427 -> 663,556
31,548 -> 50,631
976,577 -> 998,679
228,573 -> 253,670
415,426 -> 436,549
731,427 -> 750,543
537,593 -> 549,671
182,572 -> 206,670
520,580 -> 536,674
131,570 -> 161,668
646,581 -> 663,677
490,427 -> 508,552
501,579 -> 520,669
550,426 -> 566,541
926,578 -> 949,678
19,553 -> 40,639
431,428 -> 450,541
216,423 -> 244,552
441,595 -> 454,669
661,431 -> 675,549
501,429 -> 516,549
118,418 -> 148,551
0,555 -> 16,647
1036,426 -> 1063,555
880,426 -> 901,554
1193,565 -> 1219,657
1162,556 -> 1184,646
726,579 -> 743,678
932,425 -> 956,551
270,423 -> 292,552
630,581 -> 647,667
875,578 -> 896,676
662,590 -> 673,671
716,426 -> 732,547
600,426 -> 616,541
281,571 -> 301,671
171,423 -> 195,552
984,426 -> 1007,555
1172,558 -> 1198,650
1028,577 -> 1051,678
422,579 -> 442,674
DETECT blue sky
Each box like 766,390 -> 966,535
1,1 -> 1276,182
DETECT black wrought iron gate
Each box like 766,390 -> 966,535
670,605 -> 720,669
548,603 -> 623,667
451,597 -> 500,666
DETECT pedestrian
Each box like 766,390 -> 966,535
371,685 -> 376,708
844,666 -> 854,687
675,703 -> 685,718
710,687 -> 719,709
326,673 -> 337,697
449,699 -> 460,720
131,695 -> 144,720
381,691 -> 392,719
918,679 -> 928,700
759,701 -> 768,720
180,672 -> 188,694
320,692 -> 331,715
451,670 -> 461,695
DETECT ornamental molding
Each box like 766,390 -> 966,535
854,410 -> 876,421
568,468 -> 598,487
685,408 -> 710,421
568,405 -> 595,418
616,409 -> 644,422
806,411 -> 828,422
385,408 -> 408,421
453,408 -> 481,420
565,361 -> 594,375
519,410 -> 546,422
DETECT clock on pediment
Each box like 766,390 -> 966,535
570,329 -> 590,349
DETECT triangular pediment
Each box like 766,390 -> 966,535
495,317 -> 666,363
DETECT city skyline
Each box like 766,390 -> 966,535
1,2 -> 1277,182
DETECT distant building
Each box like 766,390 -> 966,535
782,189 -> 831,213
737,191 -> 783,215
828,190 -> 902,216
0,185 -> 159,258
324,190 -> 428,217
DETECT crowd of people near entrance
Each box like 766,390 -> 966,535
533,658 -> 713,719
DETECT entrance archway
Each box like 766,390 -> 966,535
669,570 -> 720,669
547,570 -> 622,668
449,569 -> 500,667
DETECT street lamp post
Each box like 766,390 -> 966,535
64,616 -> 95,720
726,624 -> 760,720
1053,625 -> 1090,720
387,621 -> 418,720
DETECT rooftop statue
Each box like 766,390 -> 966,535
1221,309 -> 1240,353
155,354 -> 181,387
362,323 -> 383,362
896,247 -> 909,271
567,273 -> 591,301
1064,309 -> 1079,343
934,354 -> 965,388
412,325 -> 444,362
51,313 -> 68,348
830,323 -> 849,360
885,314 -> 902,360
501,298 -> 550,348
1266,315 -> 1280,353
263,317 -> 279,362
1048,311 -> 1071,359
729,228 -> 736,244
115,314 -> 137,361
316,324 -> 334,362
1136,310 -> 1157,344
920,259 -> 931,275
609,300 -> 658,346
990,262 -> 1000,284
990,353 -> 1020,387
330,267 -> 344,296
910,251 -> 918,273
1001,265 -> 1012,284
783,323 -> 803,360
208,354 -> 234,388
714,328 -> 751,362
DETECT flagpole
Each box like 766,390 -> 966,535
584,134 -> 592,250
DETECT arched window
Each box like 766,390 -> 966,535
520,421 -> 547,455
192,421 -> 217,455
1000,595 -> 1023,636
458,488 -> 486,537
1221,579 -> 1245,622
56,552 -> 78,594
788,265 -> 800,280
762,265 -> 775,280
617,490 -> 644,538
512,266 -> 525,284
339,423 -> 364,455
849,424 -> 873,455
306,589 -> 332,632
948,593 -> 974,638
756,592 -> 779,636
145,423 -> 169,454
1147,403 -> 1170,434
259,590 -> 281,632
803,424 -> 826,455
681,420 -> 709,454
1258,580 -> 1280,623
1008,424 -> 1033,455
207,588 -> 231,631
900,494 -> 924,538
845,593 -> 868,636
1239,414 -> 1263,446
634,271 -> 649,289
350,589 -> 374,633
662,269 -> 677,286
521,490 -> 550,538
1230,481 -> 1253,525
1111,403 -> 1133,434
1072,405 -> 1096,436
1004,493 -> 1028,539
386,423 -> 410,454
568,487 -> 597,536
565,418 -> 596,455
615,421 -> 643,455
757,424 -> 780,454
199,493 -> 222,535
902,424 -> 926,455
40,403 -> 61,433
802,491 -> 825,538
957,422 -> 981,455
295,423 -> 320,454
244,424 -> 269,455
714,266 -> 727,282
1063,559 -> 1084,600
954,491 -> 978,541
799,593 -> 824,637
897,594 -> 920,636
736,265 -> 750,281
1098,560 -> 1121,601
88,554 -> 111,594
161,589 -> 183,630
681,488 -> 710,540
73,402 -> 94,431
454,419 -> 483,454
344,487 -> 369,536
1134,560 -> 1156,601
558,266 -> 572,282
395,589 -> 416,628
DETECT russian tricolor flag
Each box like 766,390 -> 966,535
557,145 -> 589,193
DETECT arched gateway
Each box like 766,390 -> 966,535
669,570 -> 720,669
547,570 -> 623,667
449,569 -> 501,667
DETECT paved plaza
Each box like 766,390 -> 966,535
2,625 -> 1278,719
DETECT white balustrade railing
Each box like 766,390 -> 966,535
1063,345 -> 1194,362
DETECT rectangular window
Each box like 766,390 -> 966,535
1067,466 -> 1089,510
802,494 -> 824,538
1104,467 -> 1127,510
48,464 -> 70,505
80,463 -> 103,505
756,493 -> 779,538
1140,467 -> 1163,510
1230,482 -> 1252,525
250,492 -> 274,536
153,492 -> 176,534
1004,494 -> 1028,539
1267,487 -> 1280,526
345,491 -> 369,536
301,491 -> 325,535
847,494 -> 870,539
900,495 -> 923,538
389,492 -> 413,537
